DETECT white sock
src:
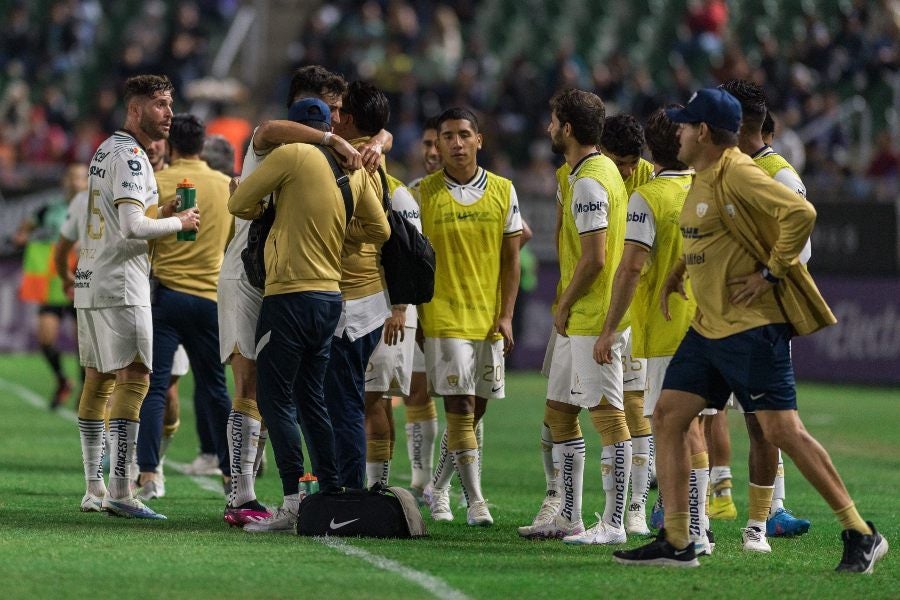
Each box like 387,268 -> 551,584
79,418 -> 106,495
453,449 -> 482,504
431,428 -> 455,489
228,410 -> 261,507
558,438 -> 585,524
771,450 -> 785,514
474,419 -> 484,480
366,461 -> 391,487
283,492 -> 301,513
108,418 -> 139,499
689,466 -> 710,540
157,434 -> 173,476
601,441 -> 631,529
541,423 -> 560,496
630,434 -> 651,511
648,434 -> 656,482
406,417 -> 437,490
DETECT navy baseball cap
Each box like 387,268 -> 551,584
287,98 -> 331,126
665,88 -> 742,133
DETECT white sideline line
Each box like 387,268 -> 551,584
318,536 -> 471,600
1,376 -> 470,600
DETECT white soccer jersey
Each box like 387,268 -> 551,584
565,174 -> 609,235
443,167 -> 523,234
60,190 -> 88,241
220,131 -> 272,280
74,131 -> 159,308
391,184 -> 421,328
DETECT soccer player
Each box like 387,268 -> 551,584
71,74 -> 199,519
600,114 -> 654,196
229,98 -> 389,532
15,163 -> 87,408
517,89 -> 630,544
217,66 -> 363,527
614,89 -> 888,573
699,79 -> 811,544
420,107 -> 522,527
135,113 -> 234,501
324,80 -> 394,490
594,107 -> 710,551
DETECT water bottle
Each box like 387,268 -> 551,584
175,178 -> 196,241
299,473 -> 319,497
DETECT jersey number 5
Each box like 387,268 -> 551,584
87,189 -> 105,240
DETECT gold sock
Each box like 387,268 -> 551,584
835,503 -> 872,535
590,402 -> 630,445
233,396 -> 262,422
748,483 -> 775,524
107,380 -> 149,420
664,511 -> 691,549
406,400 -> 437,423
544,404 -> 581,442
446,412 -> 476,451
690,452 -> 709,471
77,378 -> 115,421
624,391 -> 651,437
367,439 -> 392,462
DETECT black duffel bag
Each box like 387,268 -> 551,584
296,483 -> 427,538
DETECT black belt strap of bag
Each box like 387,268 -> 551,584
242,144 -> 354,289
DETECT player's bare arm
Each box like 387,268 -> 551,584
493,234 -> 521,355
660,258 -> 688,321
595,242 -> 648,364
253,119 -> 362,170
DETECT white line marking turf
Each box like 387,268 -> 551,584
0,376 -> 470,600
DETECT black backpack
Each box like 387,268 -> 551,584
242,145 -> 353,289
377,168 -> 436,305
296,484 -> 427,538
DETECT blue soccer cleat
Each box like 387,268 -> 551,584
649,497 -> 664,530
767,507 -> 810,537
103,496 -> 167,520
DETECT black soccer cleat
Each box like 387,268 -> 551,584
613,529 -> 700,568
836,521 -> 889,574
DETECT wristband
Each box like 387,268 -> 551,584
761,268 -> 780,284
322,131 -> 333,146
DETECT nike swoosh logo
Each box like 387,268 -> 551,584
750,393 -> 765,400
364,378 -> 376,383
570,389 -> 584,395
673,548 -> 689,556
623,377 -> 639,384
492,385 -> 502,392
329,518 -> 360,530
457,213 -> 475,220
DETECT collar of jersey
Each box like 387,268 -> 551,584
751,144 -> 774,159
443,166 -> 486,190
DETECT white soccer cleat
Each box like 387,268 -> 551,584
184,453 -> 222,476
564,514 -> 627,545
136,478 -> 164,501
625,503 -> 650,535
80,492 -> 105,512
243,507 -> 298,533
742,526 -> 772,553
429,486 -> 453,522
466,500 -> 494,527
518,492 -> 561,531
519,515 -> 584,539
102,496 -> 167,520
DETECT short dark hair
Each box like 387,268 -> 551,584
600,114 -> 644,157
708,124 -> 739,147
719,79 -> 767,129
549,89 -> 606,146
423,115 -> 441,132
123,74 -> 174,106
762,111 -> 775,137
201,134 -> 235,176
286,65 -> 347,108
342,81 -> 390,136
168,113 -> 205,155
437,107 -> 479,133
645,106 -> 687,170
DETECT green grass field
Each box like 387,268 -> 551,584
0,353 -> 896,598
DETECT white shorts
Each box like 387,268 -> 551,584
171,345 -> 189,377
217,277 -> 263,363
412,342 -> 425,373
545,332 -> 625,409
77,306 -> 153,374
424,337 -> 505,399
621,328 -> 647,392
644,356 -> 672,417
365,326 -> 416,396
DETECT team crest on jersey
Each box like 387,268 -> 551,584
696,202 -> 708,218
724,204 -> 736,217
127,159 -> 142,173
446,374 -> 459,388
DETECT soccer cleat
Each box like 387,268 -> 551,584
243,507 -> 297,533
649,497 -> 664,530
516,492 -> 561,536
409,484 -> 433,507
429,486 -> 453,522
102,496 -> 167,520
626,503 -> 650,535
224,500 -> 272,527
136,478 -> 164,501
466,500 -> 494,527
767,508 -> 810,537
184,453 -> 222,476
564,515 -> 627,546
519,514 -> 583,539
836,521 -> 889,574
742,526 -> 771,553
80,492 -> 104,512
613,528 -> 700,568
51,378 -> 73,410
708,494 -> 737,520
